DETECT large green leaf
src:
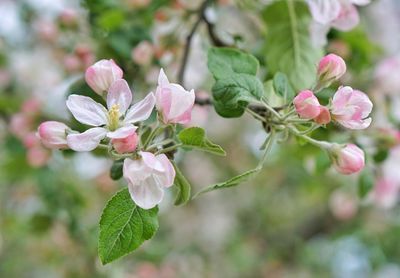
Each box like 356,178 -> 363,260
178,127 -> 226,156
208,47 -> 259,79
98,188 -> 159,265
212,73 -> 264,117
263,0 -> 322,91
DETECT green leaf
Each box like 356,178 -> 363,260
195,168 -> 260,196
263,0 -> 322,91
358,171 -> 374,198
98,188 -> 159,265
273,72 -> 295,102
110,160 -> 124,180
172,162 -> 191,206
178,127 -> 226,156
207,47 -> 259,79
212,73 -> 264,117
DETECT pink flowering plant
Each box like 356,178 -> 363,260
19,0 -> 382,269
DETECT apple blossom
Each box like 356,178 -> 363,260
331,86 -> 373,129
317,54 -> 346,86
112,132 -> 139,154
85,59 -> 123,95
123,152 -> 175,209
155,69 -> 195,124
293,90 -> 321,119
131,41 -> 154,66
314,106 -> 331,125
66,79 -> 155,151
329,143 -> 365,175
37,121 -> 69,149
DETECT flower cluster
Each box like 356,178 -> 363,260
292,53 -> 372,174
38,59 -> 195,209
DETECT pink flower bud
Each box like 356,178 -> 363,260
314,106 -> 331,125
331,86 -> 373,129
317,53 -> 346,86
37,121 -> 69,149
329,144 -> 365,175
85,59 -> 123,95
59,8 -> 78,27
155,69 -> 195,124
131,41 -> 154,66
112,132 -> 139,154
293,90 -> 321,119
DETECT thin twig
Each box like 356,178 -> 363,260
178,0 -> 210,85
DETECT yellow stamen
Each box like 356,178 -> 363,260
108,104 -> 120,131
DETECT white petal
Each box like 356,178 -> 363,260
107,125 -> 137,139
158,68 -> 169,87
351,0 -> 370,6
67,127 -> 107,151
66,95 -> 108,126
124,93 -> 156,123
107,79 -> 132,115
307,0 -> 341,24
140,151 -> 164,172
128,179 -> 164,209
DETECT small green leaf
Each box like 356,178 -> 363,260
358,171 -> 374,198
207,47 -> 259,80
273,72 -> 295,102
172,162 -> 191,206
110,160 -> 124,180
195,168 -> 260,196
212,73 -> 264,117
178,127 -> 226,156
98,188 -> 159,265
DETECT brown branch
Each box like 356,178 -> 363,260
177,0 -> 210,85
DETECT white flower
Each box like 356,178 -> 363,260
66,79 -> 155,151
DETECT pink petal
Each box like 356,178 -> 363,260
107,125 -> 137,139
66,127 -> 107,151
156,154 -> 176,188
107,79 -> 132,115
66,95 -> 108,126
167,86 -> 195,119
124,93 -> 156,123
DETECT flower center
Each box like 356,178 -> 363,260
108,104 -> 120,131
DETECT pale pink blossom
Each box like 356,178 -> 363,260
123,152 -> 175,209
27,146 -> 50,168
329,189 -> 358,220
329,143 -> 365,175
314,106 -> 331,125
23,132 -> 40,149
9,113 -> 32,139
374,56 -> 400,94
59,8 -> 78,27
317,54 -> 347,86
371,178 -> 399,209
112,132 -> 139,154
293,90 -> 321,119
37,121 -> 69,149
331,86 -> 373,129
307,0 -> 370,46
155,69 -> 195,124
131,41 -> 154,66
66,79 -> 155,151
85,59 -> 123,95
